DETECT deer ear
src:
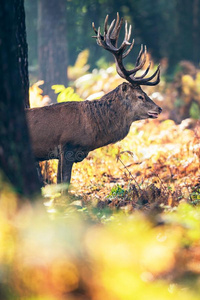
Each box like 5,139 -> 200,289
121,83 -> 128,92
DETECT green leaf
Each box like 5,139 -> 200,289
189,102 -> 200,119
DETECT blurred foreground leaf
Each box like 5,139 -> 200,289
1,182 -> 200,299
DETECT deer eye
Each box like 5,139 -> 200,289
138,96 -> 144,100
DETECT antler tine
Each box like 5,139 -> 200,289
133,62 -> 151,80
96,26 -> 107,48
114,20 -> 132,55
123,39 -> 134,58
110,12 -> 120,38
150,66 -> 160,86
124,47 -> 147,76
124,20 -> 128,41
107,19 -> 116,38
104,14 -> 109,36
92,22 -> 104,42
135,46 -> 147,69
127,24 -> 132,41
124,21 -> 132,43
119,20 -> 130,46
135,44 -> 145,66
143,65 -> 160,86
106,19 -> 120,51
130,65 -> 160,85
113,16 -> 124,47
92,22 -> 98,35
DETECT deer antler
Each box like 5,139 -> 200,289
92,13 -> 160,86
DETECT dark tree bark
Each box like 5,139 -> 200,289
16,0 -> 30,108
38,0 -> 68,103
0,0 -> 41,199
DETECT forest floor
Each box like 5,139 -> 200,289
42,118 -> 200,213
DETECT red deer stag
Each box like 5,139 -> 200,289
26,13 -> 162,184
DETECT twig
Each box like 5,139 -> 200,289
117,155 -> 142,191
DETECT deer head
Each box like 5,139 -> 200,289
92,13 -> 162,120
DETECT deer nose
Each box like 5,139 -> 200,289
158,106 -> 162,113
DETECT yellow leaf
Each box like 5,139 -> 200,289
182,75 -> 194,95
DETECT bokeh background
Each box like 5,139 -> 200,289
25,0 -> 200,71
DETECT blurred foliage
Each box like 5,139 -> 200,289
29,80 -> 50,107
165,61 -> 200,122
67,49 -> 90,81
181,72 -> 200,119
190,103 -> 200,120
1,182 -> 200,299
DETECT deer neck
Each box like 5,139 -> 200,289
86,87 -> 132,150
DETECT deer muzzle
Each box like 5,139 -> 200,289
148,107 -> 162,119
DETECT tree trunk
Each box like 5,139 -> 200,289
0,0 -> 41,199
38,0 -> 68,103
16,0 -> 30,108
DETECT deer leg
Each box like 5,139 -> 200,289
62,160 -> 73,184
57,145 -> 88,184
57,149 -> 74,184
35,162 -> 44,186
57,159 -> 62,183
